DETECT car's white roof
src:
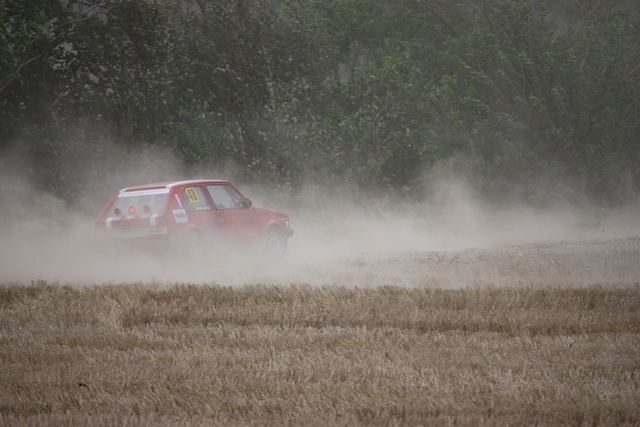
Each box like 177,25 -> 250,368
120,179 -> 231,193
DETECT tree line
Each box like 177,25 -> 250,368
1,0 -> 639,206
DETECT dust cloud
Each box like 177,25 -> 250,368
1,148 -> 640,288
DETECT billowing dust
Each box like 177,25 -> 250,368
1,162 -> 639,288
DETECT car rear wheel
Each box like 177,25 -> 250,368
185,232 -> 204,261
264,227 -> 287,259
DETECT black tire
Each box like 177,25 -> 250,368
264,227 -> 288,259
184,231 -> 204,261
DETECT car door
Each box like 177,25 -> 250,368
206,184 -> 259,240
179,184 -> 218,236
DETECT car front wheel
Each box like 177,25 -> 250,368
264,227 -> 287,259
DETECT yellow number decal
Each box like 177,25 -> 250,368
185,187 -> 199,203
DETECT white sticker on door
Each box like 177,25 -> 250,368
172,209 -> 188,223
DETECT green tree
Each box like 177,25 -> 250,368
435,0 -> 640,203
301,0 -> 468,193
2,0 -> 639,205
67,0 -> 179,144
0,0 -> 72,148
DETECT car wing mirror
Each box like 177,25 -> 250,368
242,198 -> 252,208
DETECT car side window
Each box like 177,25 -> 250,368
207,185 -> 244,210
183,186 -> 212,211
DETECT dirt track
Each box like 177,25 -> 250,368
290,237 -> 640,288
1,199 -> 639,287
256,204 -> 640,287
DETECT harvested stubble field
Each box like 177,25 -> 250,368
1,244 -> 640,427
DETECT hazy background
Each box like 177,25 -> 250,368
1,144 -> 639,287
2,0 -> 640,286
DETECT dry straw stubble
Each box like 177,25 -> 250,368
0,282 -> 639,426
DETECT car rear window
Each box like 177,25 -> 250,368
112,189 -> 169,216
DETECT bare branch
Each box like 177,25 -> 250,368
0,54 -> 43,95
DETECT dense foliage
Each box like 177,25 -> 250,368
1,0 -> 639,205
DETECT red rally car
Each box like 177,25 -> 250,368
95,179 -> 293,258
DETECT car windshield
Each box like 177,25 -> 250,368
112,189 -> 169,216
